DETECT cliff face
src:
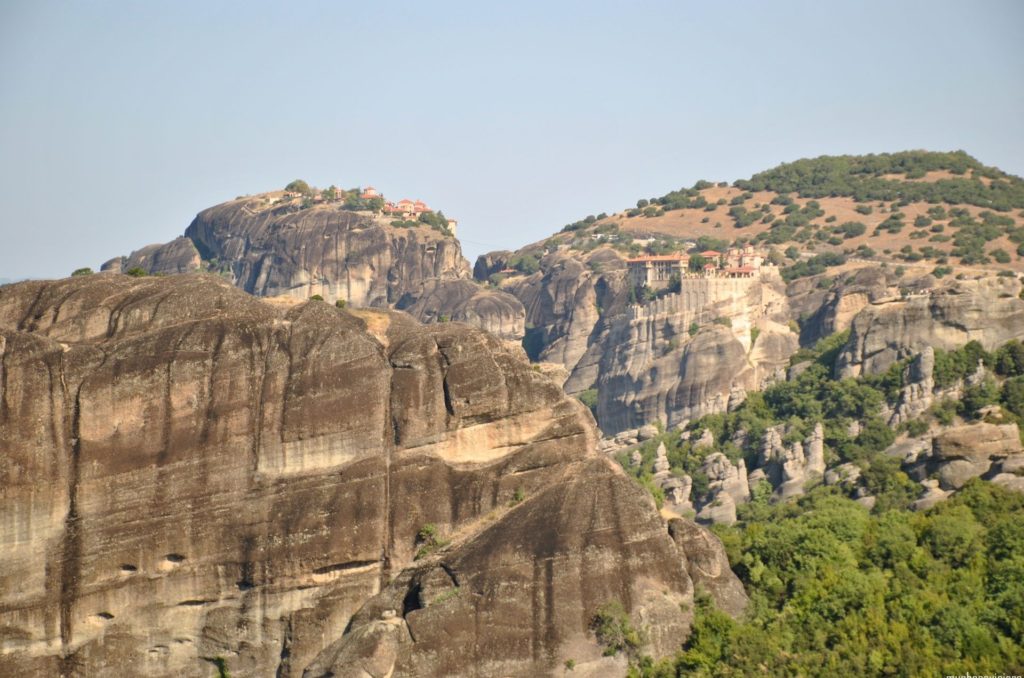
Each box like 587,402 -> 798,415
836,276 -> 1024,376
184,199 -> 469,307
0,273 -> 741,677
102,196 -> 527,340
483,248 -> 796,433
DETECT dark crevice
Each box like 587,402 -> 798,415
17,283 -> 48,332
441,377 -> 456,417
275,616 -> 293,678
439,563 -> 460,588
401,580 -> 423,618
59,386 -> 83,652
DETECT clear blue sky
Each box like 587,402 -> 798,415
1,0 -> 1022,280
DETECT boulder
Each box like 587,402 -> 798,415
638,424 -> 660,441
930,422 -> 1023,490
667,519 -> 748,617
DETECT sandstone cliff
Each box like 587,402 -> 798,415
102,195 -> 527,340
482,247 -> 796,434
185,198 -> 469,306
0,273 -> 743,677
836,276 -> 1024,376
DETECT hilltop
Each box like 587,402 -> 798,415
98,180 -> 526,340
526,151 -> 1024,279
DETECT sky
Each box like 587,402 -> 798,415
1,0 -> 1022,281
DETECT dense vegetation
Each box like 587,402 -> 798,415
619,336 -> 1024,511
608,335 -> 1024,676
735,151 -> 1024,212
632,480 -> 1024,676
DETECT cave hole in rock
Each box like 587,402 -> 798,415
402,581 -> 423,617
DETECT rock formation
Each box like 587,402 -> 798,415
837,276 -> 1024,377
890,347 -> 936,426
394,279 -> 525,341
694,453 -> 750,525
185,198 -> 469,306
102,237 -> 202,276
102,195 -> 527,340
920,422 -> 1023,490
0,273 -> 745,677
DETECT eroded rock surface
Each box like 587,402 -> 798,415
0,273 -> 741,677
103,196 -> 528,338
837,277 -> 1024,377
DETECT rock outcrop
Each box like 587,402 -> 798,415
667,519 -> 748,617
101,236 -> 202,276
0,273 -> 743,677
102,195 -> 530,339
890,347 -> 937,426
837,277 -> 1024,377
481,245 -> 797,435
184,198 -> 469,306
923,422 -> 1023,490
694,453 -> 750,526
394,279 -> 525,341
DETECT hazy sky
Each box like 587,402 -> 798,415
1,0 -> 1022,280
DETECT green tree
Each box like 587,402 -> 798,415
285,179 -> 312,195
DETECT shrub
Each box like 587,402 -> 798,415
992,248 -> 1011,264
71,267 -> 94,276
414,523 -> 450,560
335,299 -> 346,309
577,389 -> 598,417
590,601 -> 644,660
125,267 -> 147,277
994,340 -> 1024,377
508,253 -> 540,274
309,294 -> 324,301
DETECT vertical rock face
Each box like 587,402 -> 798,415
593,271 -> 795,434
502,251 -> 626,385
0,274 -> 744,677
102,196 -> 528,338
486,248 -> 797,435
836,277 -> 1024,377
185,199 -> 470,307
890,347 -> 936,426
